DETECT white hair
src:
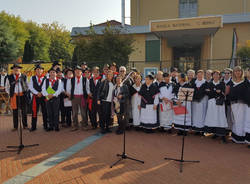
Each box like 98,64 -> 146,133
119,66 -> 126,72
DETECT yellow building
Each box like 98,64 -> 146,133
71,0 -> 250,73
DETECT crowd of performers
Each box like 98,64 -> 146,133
1,62 -> 250,149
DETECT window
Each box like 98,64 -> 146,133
179,0 -> 198,18
145,40 -> 160,62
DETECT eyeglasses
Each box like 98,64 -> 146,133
225,72 -> 230,74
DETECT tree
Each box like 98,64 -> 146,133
42,22 -> 74,63
0,11 -> 29,57
0,19 -> 18,63
72,24 -> 134,68
23,40 -> 34,63
237,46 -> 250,68
25,21 -> 50,61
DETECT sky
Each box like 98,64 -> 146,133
0,0 -> 131,31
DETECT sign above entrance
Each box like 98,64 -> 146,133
150,16 -> 222,32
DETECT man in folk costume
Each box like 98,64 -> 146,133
204,70 -> 228,143
170,67 -> 178,85
101,64 -> 109,81
154,71 -> 163,125
110,62 -> 119,78
42,68 -> 64,131
5,64 -> 29,131
70,66 -> 90,131
158,72 -> 174,133
63,68 -> 74,127
113,75 -> 130,135
0,68 -> 9,114
29,64 -> 47,131
192,70 -> 208,135
89,66 -> 102,129
138,74 -> 159,133
223,68 -> 234,134
97,70 -> 114,134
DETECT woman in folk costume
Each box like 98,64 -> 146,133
244,68 -> 250,148
129,74 -> 142,129
158,72 -> 174,132
228,66 -> 248,144
204,70 -> 228,143
138,74 -> 159,133
192,70 -> 208,135
172,73 -> 193,135
63,68 -> 74,128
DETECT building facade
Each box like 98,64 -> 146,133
71,0 -> 250,73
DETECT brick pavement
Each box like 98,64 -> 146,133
1,115 -> 250,184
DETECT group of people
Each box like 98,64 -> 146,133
1,62 -> 250,149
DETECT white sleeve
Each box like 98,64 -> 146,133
41,80 -> 48,96
29,77 -> 39,95
154,93 -> 159,105
5,78 -> 10,94
66,79 -> 71,93
136,94 -> 141,106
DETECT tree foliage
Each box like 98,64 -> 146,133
72,24 -> 134,68
0,18 -> 19,63
237,46 -> 250,68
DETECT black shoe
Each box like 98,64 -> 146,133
29,128 -> 37,132
247,145 -> 250,149
195,132 -> 201,136
167,129 -> 172,134
55,128 -> 60,132
177,130 -> 184,136
116,129 -> 123,135
145,129 -> 153,133
135,127 -> 141,131
101,129 -> 106,134
46,127 -> 53,132
212,134 -> 218,139
106,129 -> 112,133
221,136 -> 227,144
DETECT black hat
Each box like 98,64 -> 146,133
64,67 -> 73,75
163,72 -> 170,78
180,73 -> 186,79
48,67 -> 57,73
74,65 -> 82,71
34,64 -> 44,70
170,67 -> 178,73
52,61 -> 61,67
81,62 -> 87,66
84,67 -> 90,72
56,68 -> 62,73
11,63 -> 22,69
146,74 -> 154,80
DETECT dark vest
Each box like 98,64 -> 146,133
32,76 -> 46,93
8,74 -> 27,97
45,78 -> 59,91
70,77 -> 87,99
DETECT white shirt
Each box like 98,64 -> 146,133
195,79 -> 206,88
0,74 -> 6,87
159,83 -> 173,100
66,76 -> 90,96
41,78 -> 64,97
105,81 -> 114,102
5,74 -> 24,94
29,76 -> 45,95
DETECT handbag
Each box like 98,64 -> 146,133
216,97 -> 224,105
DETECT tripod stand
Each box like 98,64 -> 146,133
5,76 -> 39,154
164,89 -> 200,173
110,120 -> 144,168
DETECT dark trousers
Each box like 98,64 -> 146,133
31,96 -> 47,129
12,95 -> 27,129
65,106 -> 72,126
100,101 -> 111,131
90,100 -> 100,128
46,97 -> 60,130
59,94 -> 66,124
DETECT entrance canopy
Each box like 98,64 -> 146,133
150,16 -> 222,47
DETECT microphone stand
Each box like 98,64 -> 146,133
164,89 -> 200,173
5,75 -> 39,154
